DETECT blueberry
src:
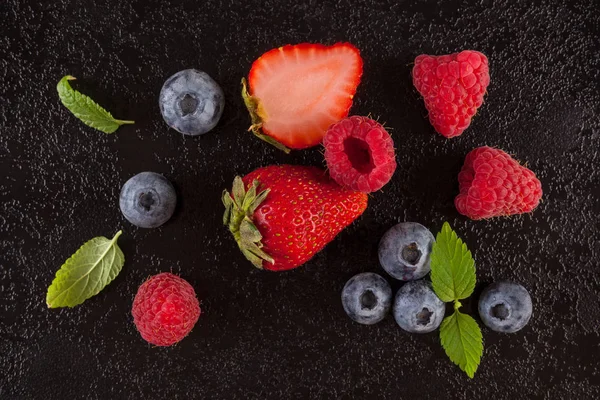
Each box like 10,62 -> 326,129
341,272 -> 392,325
378,222 -> 435,281
393,280 -> 445,333
119,172 -> 176,228
478,281 -> 532,333
159,69 -> 224,136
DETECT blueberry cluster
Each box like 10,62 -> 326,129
119,70 -> 225,228
342,222 -> 532,334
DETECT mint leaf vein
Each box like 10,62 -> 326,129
57,75 -> 134,134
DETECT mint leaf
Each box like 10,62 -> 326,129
430,222 -> 476,302
440,310 -> 483,379
46,231 -> 125,308
431,222 -> 483,378
57,75 -> 134,134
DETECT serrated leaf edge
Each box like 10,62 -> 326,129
430,222 -> 476,302
440,310 -> 483,379
46,230 -> 124,308
57,75 -> 134,134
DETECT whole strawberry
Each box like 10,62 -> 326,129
222,165 -> 368,271
455,147 -> 542,220
412,50 -> 490,138
132,272 -> 201,346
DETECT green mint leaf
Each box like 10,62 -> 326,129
440,310 -> 483,378
46,231 -> 125,308
56,75 -> 134,134
430,222 -> 476,302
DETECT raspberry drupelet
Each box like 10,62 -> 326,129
455,147 -> 542,220
412,50 -> 490,138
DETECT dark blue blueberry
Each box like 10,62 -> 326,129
341,272 -> 392,325
119,172 -> 176,228
378,222 -> 435,281
478,281 -> 532,333
159,69 -> 224,136
393,280 -> 445,333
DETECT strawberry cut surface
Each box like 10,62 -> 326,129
244,43 -> 363,151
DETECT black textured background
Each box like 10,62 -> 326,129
1,0 -> 599,399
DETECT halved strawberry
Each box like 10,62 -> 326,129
242,43 -> 363,152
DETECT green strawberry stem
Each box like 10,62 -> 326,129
222,176 -> 274,269
241,78 -> 291,154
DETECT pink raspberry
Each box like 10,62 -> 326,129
132,272 -> 201,346
323,116 -> 397,193
412,50 -> 490,138
455,147 -> 543,220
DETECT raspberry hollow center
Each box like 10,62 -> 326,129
344,137 -> 375,173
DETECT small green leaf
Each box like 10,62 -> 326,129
440,310 -> 483,379
430,222 -> 476,302
242,180 -> 259,210
239,219 -> 262,243
222,191 -> 233,225
231,176 -> 246,208
57,75 -> 134,134
240,248 -> 264,269
248,188 -> 270,215
46,231 -> 125,308
243,241 -> 274,265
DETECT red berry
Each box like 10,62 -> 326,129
323,116 -> 397,193
455,147 -> 543,220
412,50 -> 490,138
244,43 -> 363,151
132,273 -> 201,346
223,165 -> 368,271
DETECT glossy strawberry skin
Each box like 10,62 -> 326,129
241,165 -> 368,271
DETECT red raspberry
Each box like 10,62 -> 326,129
455,147 -> 543,220
412,50 -> 490,138
323,116 -> 397,193
132,272 -> 201,346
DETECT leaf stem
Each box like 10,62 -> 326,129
454,299 -> 462,311
116,119 -> 135,125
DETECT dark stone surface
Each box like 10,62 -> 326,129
1,0 -> 599,398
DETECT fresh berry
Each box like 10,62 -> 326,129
242,43 -> 363,152
120,172 -> 177,228
412,50 -> 490,138
478,281 -> 532,333
455,146 -> 543,220
341,272 -> 392,325
222,165 -> 368,271
159,69 -> 224,136
393,280 -> 445,333
378,222 -> 435,281
132,273 -> 201,346
323,116 -> 397,193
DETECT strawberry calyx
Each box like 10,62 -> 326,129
222,176 -> 274,269
241,78 -> 291,154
